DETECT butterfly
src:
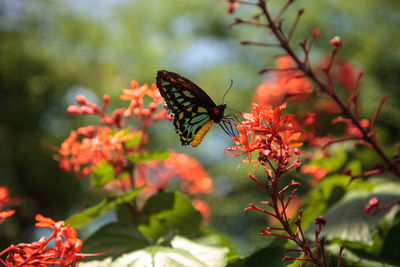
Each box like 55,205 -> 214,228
156,70 -> 235,147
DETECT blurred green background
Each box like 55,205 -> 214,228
1,0 -> 400,255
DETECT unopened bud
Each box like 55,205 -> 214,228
330,36 -> 342,47
75,95 -> 87,105
149,102 -> 158,112
103,94 -> 110,105
312,28 -> 320,37
67,105 -> 81,115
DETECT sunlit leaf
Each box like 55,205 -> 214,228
125,133 -> 142,148
80,236 -> 229,267
91,160 -> 115,189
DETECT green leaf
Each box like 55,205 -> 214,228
66,187 -> 144,228
305,183 -> 400,245
138,192 -> 202,241
301,174 -> 377,229
91,160 -> 116,189
79,236 -> 229,267
380,218 -> 400,262
125,133 -> 142,148
82,222 -> 149,260
325,244 -> 399,267
195,229 -> 239,263
127,151 -> 170,164
344,160 -> 362,176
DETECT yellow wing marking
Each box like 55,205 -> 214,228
192,120 -> 214,147
175,120 -> 194,142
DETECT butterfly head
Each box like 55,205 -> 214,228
212,104 -> 226,123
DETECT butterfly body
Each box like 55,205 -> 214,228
156,70 -> 229,147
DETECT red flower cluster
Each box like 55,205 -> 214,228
58,81 -> 171,179
226,103 -> 302,169
57,127 -> 136,178
0,215 -> 85,266
120,80 -> 171,131
0,186 -> 21,224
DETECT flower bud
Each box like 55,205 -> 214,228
103,94 -> 110,105
330,36 -> 342,47
312,28 -> 320,37
149,102 -> 158,112
67,105 -> 81,115
75,95 -> 87,105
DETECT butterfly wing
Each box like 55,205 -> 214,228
156,70 -> 219,146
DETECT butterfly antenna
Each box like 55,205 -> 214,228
222,79 -> 233,104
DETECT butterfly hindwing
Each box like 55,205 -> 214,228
156,70 -> 225,147
173,106 -> 210,146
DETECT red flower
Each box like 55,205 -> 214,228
120,81 -> 170,126
57,127 -> 137,178
226,103 -> 303,166
364,197 -> 379,214
0,214 -> 86,267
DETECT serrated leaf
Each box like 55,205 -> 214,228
127,151 -> 170,164
138,192 -> 202,241
66,187 -> 144,228
91,160 -> 115,189
79,236 -> 229,267
82,222 -> 149,260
